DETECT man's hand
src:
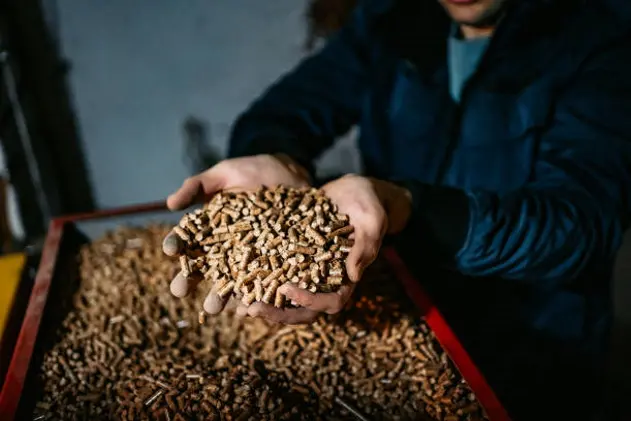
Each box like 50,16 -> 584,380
165,154 -> 310,211
234,283 -> 356,324
323,174 -> 412,281
162,154 -> 310,314
234,174 -> 412,324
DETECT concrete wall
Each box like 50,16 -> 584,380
55,0 -> 359,209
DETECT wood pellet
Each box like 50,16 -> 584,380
170,186 -> 354,311
31,226 -> 489,421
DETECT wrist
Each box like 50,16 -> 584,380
389,183 -> 413,234
371,178 -> 413,234
387,179 -> 471,258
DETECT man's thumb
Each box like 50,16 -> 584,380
346,246 -> 364,282
167,172 -> 223,210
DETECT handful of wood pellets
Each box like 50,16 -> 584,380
170,186 -> 354,311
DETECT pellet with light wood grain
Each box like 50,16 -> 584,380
31,226 -> 489,421
170,186 -> 354,313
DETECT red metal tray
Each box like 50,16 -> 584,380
0,202 -> 511,421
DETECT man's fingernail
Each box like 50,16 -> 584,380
278,284 -> 294,297
162,233 -> 182,256
203,294 -> 224,315
170,273 -> 189,298
167,194 -> 184,210
278,284 -> 289,293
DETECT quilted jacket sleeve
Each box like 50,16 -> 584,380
403,33 -> 631,286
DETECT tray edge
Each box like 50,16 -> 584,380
0,220 -> 64,419
0,204 -> 512,421
383,247 -> 512,421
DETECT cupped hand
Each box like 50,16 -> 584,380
233,283 -> 356,325
233,174 -> 412,325
322,174 -> 412,281
162,154 -> 310,314
165,154 -> 310,211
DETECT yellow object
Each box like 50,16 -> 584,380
0,253 -> 25,337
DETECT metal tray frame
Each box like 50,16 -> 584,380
0,202 -> 511,421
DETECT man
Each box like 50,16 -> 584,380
163,0 -> 631,419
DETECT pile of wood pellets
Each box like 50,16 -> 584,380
171,186 -> 354,313
31,225 -> 489,421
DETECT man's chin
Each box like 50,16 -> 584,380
454,18 -> 497,29
450,9 -> 502,27
440,0 -> 508,30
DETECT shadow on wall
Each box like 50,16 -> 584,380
182,116 -> 222,175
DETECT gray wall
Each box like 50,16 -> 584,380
56,0 -> 359,208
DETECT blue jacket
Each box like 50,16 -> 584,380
229,0 -> 631,418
